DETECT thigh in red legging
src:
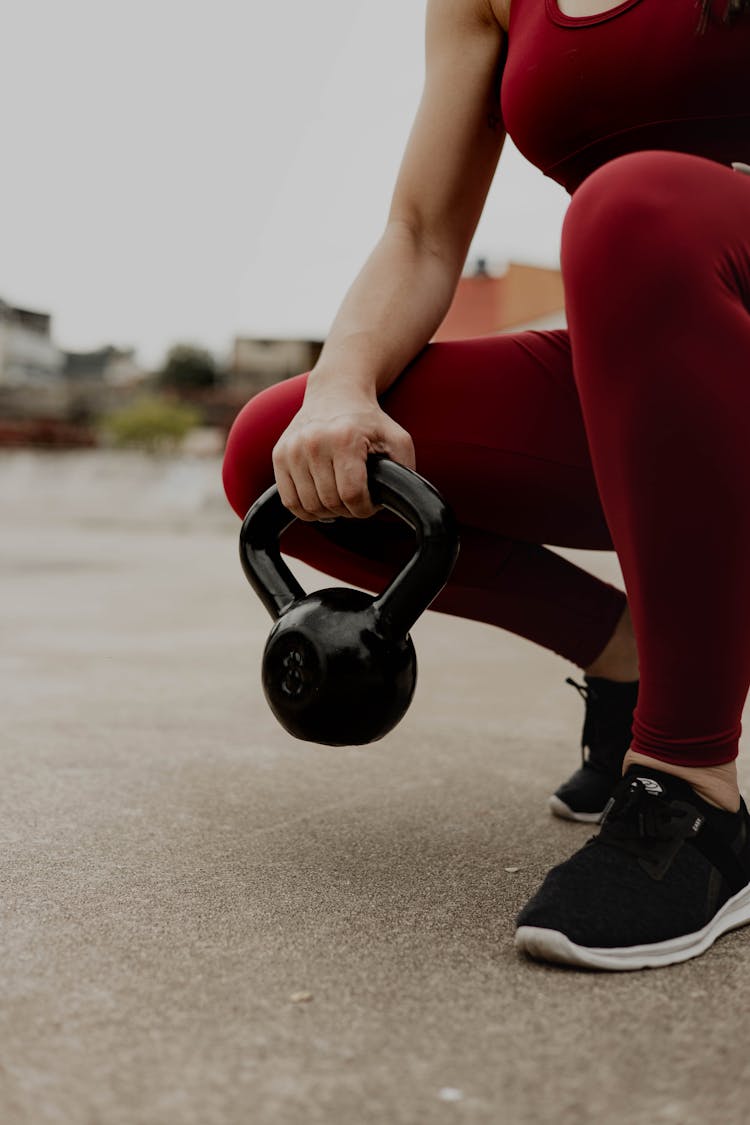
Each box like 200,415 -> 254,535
561,149 -> 750,767
222,329 -> 627,669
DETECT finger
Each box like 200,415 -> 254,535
334,453 -> 377,519
289,461 -> 332,521
308,457 -> 353,519
394,431 -> 417,472
273,464 -> 306,518
371,421 -> 416,472
274,443 -> 328,521
387,421 -> 416,471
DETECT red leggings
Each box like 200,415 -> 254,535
223,150 -> 750,768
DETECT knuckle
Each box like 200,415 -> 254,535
344,490 -> 374,517
280,495 -> 301,515
317,490 -> 340,512
338,482 -> 365,506
337,424 -> 359,445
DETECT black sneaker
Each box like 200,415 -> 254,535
548,675 -> 639,823
517,765 -> 750,970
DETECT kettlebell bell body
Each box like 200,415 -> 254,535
262,587 -> 417,745
240,456 -> 459,746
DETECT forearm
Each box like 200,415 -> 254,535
307,219 -> 463,401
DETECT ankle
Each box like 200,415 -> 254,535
583,659 -> 639,683
622,749 -> 741,812
584,603 -> 639,682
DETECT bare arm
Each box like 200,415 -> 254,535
273,0 -> 507,519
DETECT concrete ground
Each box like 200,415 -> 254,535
3,449 -> 750,1125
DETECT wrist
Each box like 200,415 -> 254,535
309,328 -> 406,398
305,362 -> 379,404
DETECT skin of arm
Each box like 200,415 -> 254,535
272,0 -> 508,520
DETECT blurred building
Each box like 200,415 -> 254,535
433,259 -> 566,341
63,346 -> 146,422
0,299 -> 64,386
0,297 -> 145,439
0,299 -> 69,421
64,346 -> 143,387
228,338 -> 323,395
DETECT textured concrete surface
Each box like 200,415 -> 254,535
3,449 -> 750,1125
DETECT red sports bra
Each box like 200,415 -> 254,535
500,0 -> 750,193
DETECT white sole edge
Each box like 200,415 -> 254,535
515,881 -> 750,970
548,795 -> 603,824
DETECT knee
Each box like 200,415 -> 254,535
222,372 -> 308,518
561,150 -> 704,292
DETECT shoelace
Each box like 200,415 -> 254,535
566,678 -> 599,768
594,777 -> 705,880
590,776 -> 749,892
565,676 -> 635,773
601,777 -> 700,840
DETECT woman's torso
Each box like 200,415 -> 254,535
494,0 -> 750,193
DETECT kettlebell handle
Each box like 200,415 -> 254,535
239,455 -> 460,637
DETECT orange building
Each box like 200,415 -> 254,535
433,259 -> 566,341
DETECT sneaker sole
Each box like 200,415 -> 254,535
548,795 -> 604,824
515,881 -> 750,970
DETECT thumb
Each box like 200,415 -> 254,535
397,432 -> 417,472
378,421 -> 416,472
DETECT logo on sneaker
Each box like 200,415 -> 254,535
636,776 -> 664,796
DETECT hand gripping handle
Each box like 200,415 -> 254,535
239,456 -> 460,633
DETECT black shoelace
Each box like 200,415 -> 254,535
565,677 -> 636,774
593,777 -> 705,881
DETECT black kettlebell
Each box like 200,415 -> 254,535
239,455 -> 460,746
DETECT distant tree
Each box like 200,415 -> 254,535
159,344 -> 217,389
101,395 -> 200,453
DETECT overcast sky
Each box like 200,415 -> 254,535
2,1 -> 570,368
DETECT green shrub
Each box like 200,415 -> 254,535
101,395 -> 201,452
